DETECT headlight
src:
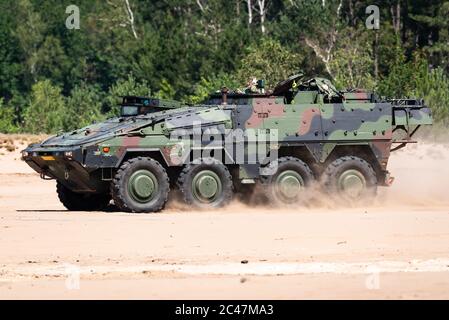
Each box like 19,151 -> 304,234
21,151 -> 29,158
64,151 -> 73,158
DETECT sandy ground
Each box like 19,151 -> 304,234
1,138 -> 449,299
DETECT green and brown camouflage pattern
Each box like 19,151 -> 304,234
22,76 -> 432,194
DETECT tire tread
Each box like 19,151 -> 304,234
111,157 -> 170,213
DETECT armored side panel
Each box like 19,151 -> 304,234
21,76 -> 433,202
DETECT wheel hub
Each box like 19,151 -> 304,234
338,169 -> 366,198
276,170 -> 304,200
192,170 -> 222,203
128,170 -> 158,203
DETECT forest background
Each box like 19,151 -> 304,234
0,0 -> 448,133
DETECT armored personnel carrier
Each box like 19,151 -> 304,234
22,75 -> 432,212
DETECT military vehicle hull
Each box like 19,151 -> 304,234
22,78 -> 432,212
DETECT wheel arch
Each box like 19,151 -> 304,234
116,148 -> 169,168
325,144 -> 384,179
277,144 -> 385,182
276,145 -> 320,177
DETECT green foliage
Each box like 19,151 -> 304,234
330,27 -> 376,90
1,0 -> 449,133
105,75 -> 150,117
154,79 -> 176,100
186,74 -> 240,104
14,0 -> 46,86
33,36 -> 69,86
409,1 -> 449,72
412,66 -> 449,124
237,39 -> 302,88
23,80 -> 65,134
377,51 -> 449,123
64,84 -> 105,131
377,42 -> 418,98
0,99 -> 19,133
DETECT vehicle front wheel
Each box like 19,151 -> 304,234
56,182 -> 110,211
111,157 -> 170,213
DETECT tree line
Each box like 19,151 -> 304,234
1,0 -> 449,133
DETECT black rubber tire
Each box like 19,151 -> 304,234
260,156 -> 314,206
111,157 -> 170,213
322,156 -> 378,203
177,158 -> 233,208
56,181 -> 110,211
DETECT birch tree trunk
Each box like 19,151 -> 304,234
247,0 -> 253,25
391,1 -> 401,35
374,31 -> 379,79
124,0 -> 138,39
257,0 -> 266,34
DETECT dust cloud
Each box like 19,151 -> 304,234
2,134 -> 449,211
167,139 -> 449,212
377,141 -> 449,208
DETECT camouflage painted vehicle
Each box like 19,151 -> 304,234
22,75 -> 432,212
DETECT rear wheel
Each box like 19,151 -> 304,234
56,182 -> 110,211
322,156 -> 377,203
261,156 -> 314,206
177,159 -> 233,208
111,157 -> 170,213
